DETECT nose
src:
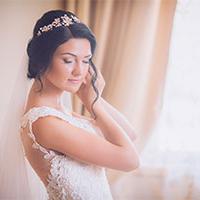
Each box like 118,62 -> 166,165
72,61 -> 84,76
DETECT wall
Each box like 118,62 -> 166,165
0,0 -> 63,126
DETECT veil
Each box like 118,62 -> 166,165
0,51 -> 48,199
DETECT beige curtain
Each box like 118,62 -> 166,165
64,0 -> 176,182
0,0 -> 177,199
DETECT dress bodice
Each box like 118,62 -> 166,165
20,106 -> 113,200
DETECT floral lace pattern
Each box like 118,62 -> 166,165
20,106 -> 113,200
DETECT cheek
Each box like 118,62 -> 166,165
83,66 -> 90,77
46,65 -> 71,86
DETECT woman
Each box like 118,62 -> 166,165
1,10 -> 139,200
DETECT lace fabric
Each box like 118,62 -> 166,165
20,106 -> 113,200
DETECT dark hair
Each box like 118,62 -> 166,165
26,10 -> 99,119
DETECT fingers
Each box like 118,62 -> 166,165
88,66 -> 100,77
88,66 -> 94,76
87,66 -> 105,86
89,66 -> 105,83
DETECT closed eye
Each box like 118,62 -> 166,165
64,60 -> 72,64
63,59 -> 91,64
83,58 -> 92,64
83,61 -> 90,64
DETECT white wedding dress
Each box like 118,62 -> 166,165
20,106 -> 113,200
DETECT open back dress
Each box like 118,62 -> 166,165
20,106 -> 113,200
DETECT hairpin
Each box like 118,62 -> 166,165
36,14 -> 81,36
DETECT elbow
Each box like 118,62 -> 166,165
124,153 -> 140,172
125,157 -> 140,172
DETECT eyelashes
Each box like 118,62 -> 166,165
63,59 -> 91,64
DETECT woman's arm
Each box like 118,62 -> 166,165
99,97 -> 138,141
91,100 -> 140,169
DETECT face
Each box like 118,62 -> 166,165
43,38 -> 92,93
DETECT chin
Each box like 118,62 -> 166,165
62,81 -> 83,93
64,87 -> 79,94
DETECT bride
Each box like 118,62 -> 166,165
0,9 -> 139,200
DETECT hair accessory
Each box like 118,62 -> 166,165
36,14 -> 81,36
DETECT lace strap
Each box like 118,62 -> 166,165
20,106 -> 74,159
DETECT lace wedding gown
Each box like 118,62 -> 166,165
20,106 -> 113,200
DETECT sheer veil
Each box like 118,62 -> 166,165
0,51 -> 48,199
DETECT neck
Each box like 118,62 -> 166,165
30,79 -> 64,109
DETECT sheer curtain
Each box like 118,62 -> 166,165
141,0 -> 200,199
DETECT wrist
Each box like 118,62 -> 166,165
86,97 -> 104,117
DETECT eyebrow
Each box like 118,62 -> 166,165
60,52 -> 92,58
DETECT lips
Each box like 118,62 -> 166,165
68,79 -> 81,84
68,79 -> 81,81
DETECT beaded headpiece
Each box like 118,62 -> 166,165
36,14 -> 81,36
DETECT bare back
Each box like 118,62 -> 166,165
20,104 -> 98,186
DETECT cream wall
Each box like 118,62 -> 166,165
0,1 -> 63,127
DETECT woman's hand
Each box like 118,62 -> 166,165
76,66 -> 105,113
